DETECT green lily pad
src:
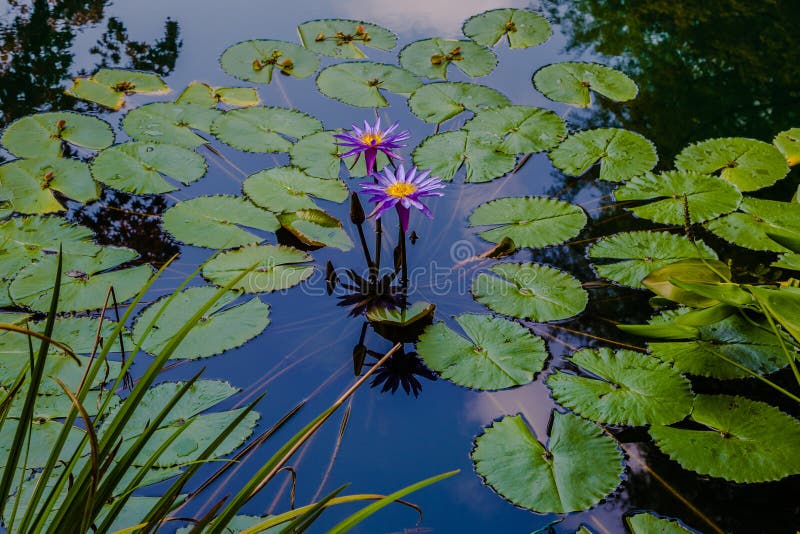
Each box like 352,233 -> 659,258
298,19 -> 396,58
533,62 -> 638,108
176,82 -> 260,107
277,209 -> 353,251
416,314 -> 547,390
547,347 -> 693,426
0,352 -> 121,397
91,141 -> 207,194
747,285 -> 800,346
365,302 -> 435,327
5,388 -> 119,420
133,286 -> 270,360
407,82 -> 510,124
202,244 -> 313,293
773,252 -> 800,271
243,166 -> 348,213
468,197 -> 586,248
464,105 -> 566,155
626,513 -> 697,534
1,111 -> 114,158
162,195 -> 279,249
399,39 -> 496,80
0,420 -> 84,469
412,130 -> 516,183
650,394 -> 800,482
589,231 -> 718,288
0,157 -> 99,214
773,128 -> 800,166
675,137 -> 789,192
472,412 -> 623,513
462,8 -> 551,48
316,62 -> 422,108
549,128 -> 657,182
122,102 -> 220,147
66,69 -> 169,109
707,197 -> 800,252
211,106 -> 322,153
615,171 -> 742,224
0,315 -> 126,360
10,246 -> 152,313
471,263 -> 588,322
289,130 -> 389,179
65,77 -> 126,110
220,39 -> 320,83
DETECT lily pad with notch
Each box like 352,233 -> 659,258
548,128 -> 657,182
176,82 -> 260,107
464,105 -> 566,155
316,62 -> 422,108
65,68 -> 169,110
220,39 -> 319,84
1,111 -> 114,158
243,166 -> 348,213
211,106 -> 322,153
202,244 -> 314,293
533,62 -> 637,108
0,157 -> 99,215
399,38 -> 496,80
707,197 -> 800,252
462,8 -> 551,49
277,209 -> 353,251
122,102 -> 221,147
298,19 -> 397,58
412,129 -> 516,183
408,82 -> 510,124
367,302 -> 435,343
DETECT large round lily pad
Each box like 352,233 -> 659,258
0,157 -> 99,214
548,128 -> 657,182
416,314 -> 547,390
243,166 -> 348,213
399,38 -> 497,80
297,19 -> 397,58
412,130 -> 516,183
202,244 -> 313,293
211,106 -> 322,153
316,62 -> 422,108
176,82 -> 260,107
547,347 -> 693,426
472,412 -> 623,513
465,105 -> 566,155
289,130 -> 389,179
220,39 -> 320,83
408,82 -> 510,124
462,8 -> 551,48
1,111 -> 114,158
277,209 -> 354,251
707,197 -> 800,252
533,62 -> 638,108
469,196 -> 586,248
122,102 -> 220,147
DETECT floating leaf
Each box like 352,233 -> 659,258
64,77 -> 125,110
472,412 -> 623,513
277,209 -> 353,251
298,19 -> 396,58
133,287 -> 270,360
91,141 -> 207,194
176,82 -> 260,107
615,171 -> 741,224
365,302 -> 435,327
122,102 -> 220,147
533,62 -> 637,108
162,195 -> 279,249
547,348 -> 693,426
748,285 -> 800,345
289,130 -> 388,179
773,128 -> 800,166
462,8 -> 551,48
641,259 -> 731,308
675,137 -> 789,192
202,244 -> 313,293
399,38 -> 496,80
66,69 -> 169,109
464,105 -> 566,155
472,263 -> 587,322
316,62 -> 421,108
626,513 -> 697,534
0,421 -> 84,468
211,106 -> 322,153
549,128 -> 656,182
589,231 -> 718,288
412,130 -> 516,183
416,314 -> 547,390
243,167 -> 348,213
469,197 -> 586,248
10,246 -> 152,313
0,157 -> 98,214
650,394 -> 800,482
707,197 -> 800,252
773,252 -> 800,271
408,82 -> 510,124
1,111 -> 114,158
220,39 -> 319,83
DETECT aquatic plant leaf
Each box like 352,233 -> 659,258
464,105 -> 566,155
749,285 -> 800,345
626,513 -> 697,534
0,351 -> 121,395
0,314 -> 126,360
133,287 -> 270,360
65,77 -> 124,110
615,171 -> 741,224
412,130 -> 516,183
547,347 -> 693,426
399,38 -> 496,80
589,231 -> 718,288
9,246 -> 152,313
5,389 -> 119,420
176,82 -> 260,107
202,244 -> 313,293
707,197 -> 800,252
0,421 -> 84,468
277,209 -> 354,251
472,412 -> 623,513
122,102 -> 220,147
469,197 -> 586,248
408,82 -> 510,124
1,111 -> 114,158
773,252 -> 800,271
162,195 -> 279,249
462,8 -> 551,48
220,39 -> 320,83
549,128 -> 656,182
641,259 -> 731,308
472,263 -> 587,322
243,166 -> 348,213
91,141 -> 207,194
211,106 -> 322,152
416,314 -> 547,390
533,62 -> 637,107
316,62 -> 421,108
0,157 -> 98,214
66,69 -> 169,109
289,130 -> 389,179
675,137 -> 789,192
650,394 -> 800,482
298,19 -> 397,58
773,128 -> 800,166
365,302 -> 434,326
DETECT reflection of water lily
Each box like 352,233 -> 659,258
361,164 -> 444,232
334,118 -> 410,173
369,349 -> 437,397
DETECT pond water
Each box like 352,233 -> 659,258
1,1 -> 799,533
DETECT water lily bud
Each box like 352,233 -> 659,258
353,343 -> 367,375
350,192 -> 366,225
325,260 -> 338,295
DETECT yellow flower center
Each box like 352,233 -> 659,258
385,182 -> 417,198
361,133 -> 383,146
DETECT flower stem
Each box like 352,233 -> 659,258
399,224 -> 408,308
356,223 -> 373,271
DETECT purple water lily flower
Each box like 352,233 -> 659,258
334,118 -> 410,174
361,165 -> 444,232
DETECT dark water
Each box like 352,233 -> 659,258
2,1 -> 799,532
